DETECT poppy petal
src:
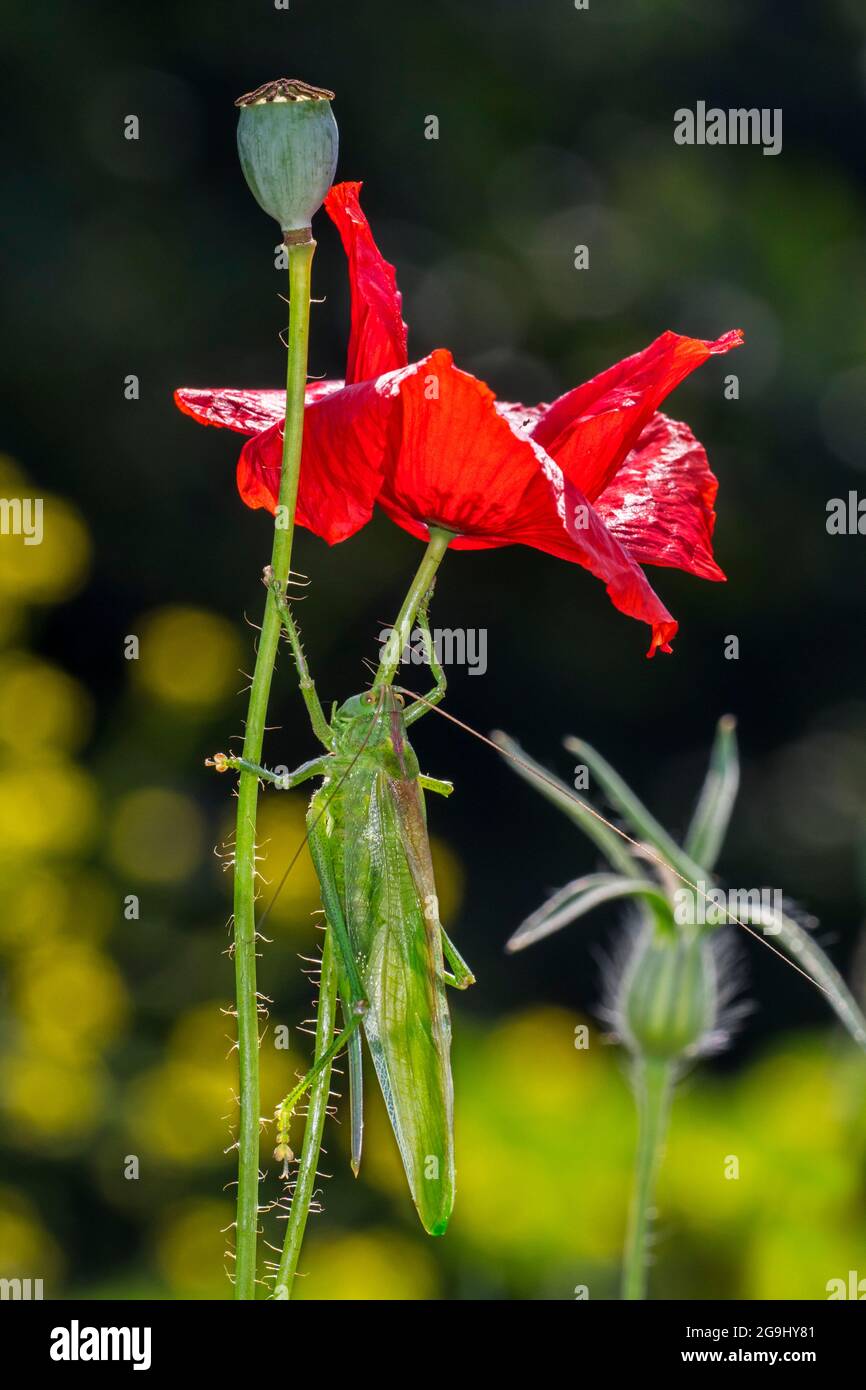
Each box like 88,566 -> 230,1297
374,351 -> 677,655
375,351 -> 546,541
508,455 -> 679,657
532,329 -> 742,501
324,181 -> 409,384
237,379 -> 392,544
595,412 -> 725,581
174,381 -> 343,435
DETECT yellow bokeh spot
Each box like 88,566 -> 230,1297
0,1187 -> 62,1282
444,1010 -> 630,1266
127,1001 -> 298,1168
0,763 -> 98,857
155,1200 -> 233,1299
109,787 -> 204,883
294,1230 -> 439,1300
134,606 -> 244,709
0,603 -> 24,648
739,1044 -> 846,1151
3,1052 -> 105,1141
14,943 -> 127,1056
0,653 -> 92,753
484,1006 -> 603,1117
744,1221 -> 859,1300
130,1061 -> 233,1165
0,868 -> 114,950
0,493 -> 90,603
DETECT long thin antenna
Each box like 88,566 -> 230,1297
394,685 -> 829,1000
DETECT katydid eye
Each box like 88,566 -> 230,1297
363,692 -> 375,705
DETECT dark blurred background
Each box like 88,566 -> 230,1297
2,0 -> 866,1299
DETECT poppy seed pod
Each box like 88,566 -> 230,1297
235,79 -> 338,238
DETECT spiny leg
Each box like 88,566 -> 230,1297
343,991 -> 364,1176
264,566 -> 333,750
441,926 -> 475,989
306,791 -> 367,1006
206,751 -> 330,789
274,1005 -> 365,1142
274,793 -> 369,1153
210,751 -> 365,1142
419,773 -> 453,797
331,950 -> 364,1175
404,587 -> 447,725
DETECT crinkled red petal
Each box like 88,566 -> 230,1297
374,351 -> 678,654
532,329 -> 742,501
595,412 -> 725,581
173,381 -> 344,434
237,379 -> 391,545
375,351 -> 545,539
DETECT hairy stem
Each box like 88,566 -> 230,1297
374,526 -> 454,687
232,238 -> 315,1299
273,927 -> 338,1299
621,1056 -> 674,1300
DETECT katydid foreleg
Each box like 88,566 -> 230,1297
207,752 -> 330,788
404,591 -> 447,725
265,568 -> 333,750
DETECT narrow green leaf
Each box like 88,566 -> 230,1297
564,736 -> 706,885
492,731 -> 636,875
507,874 -> 671,953
743,904 -> 866,1053
684,715 -> 739,871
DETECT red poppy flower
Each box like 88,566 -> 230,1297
176,181 -> 741,655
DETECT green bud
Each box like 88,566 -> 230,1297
620,926 -> 716,1060
235,78 -> 338,239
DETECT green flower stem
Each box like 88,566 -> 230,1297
374,526 -> 455,687
232,237 -> 315,1300
273,927 -> 338,1299
621,1056 -> 674,1300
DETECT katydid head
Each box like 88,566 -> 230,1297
334,686 -> 404,725
332,687 -> 417,775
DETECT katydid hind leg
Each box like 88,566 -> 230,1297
275,1007 -> 365,1138
345,1009 -> 364,1176
332,954 -> 364,1176
419,773 -> 453,797
307,791 -> 367,1012
441,926 -> 475,989
273,800 -> 370,1168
